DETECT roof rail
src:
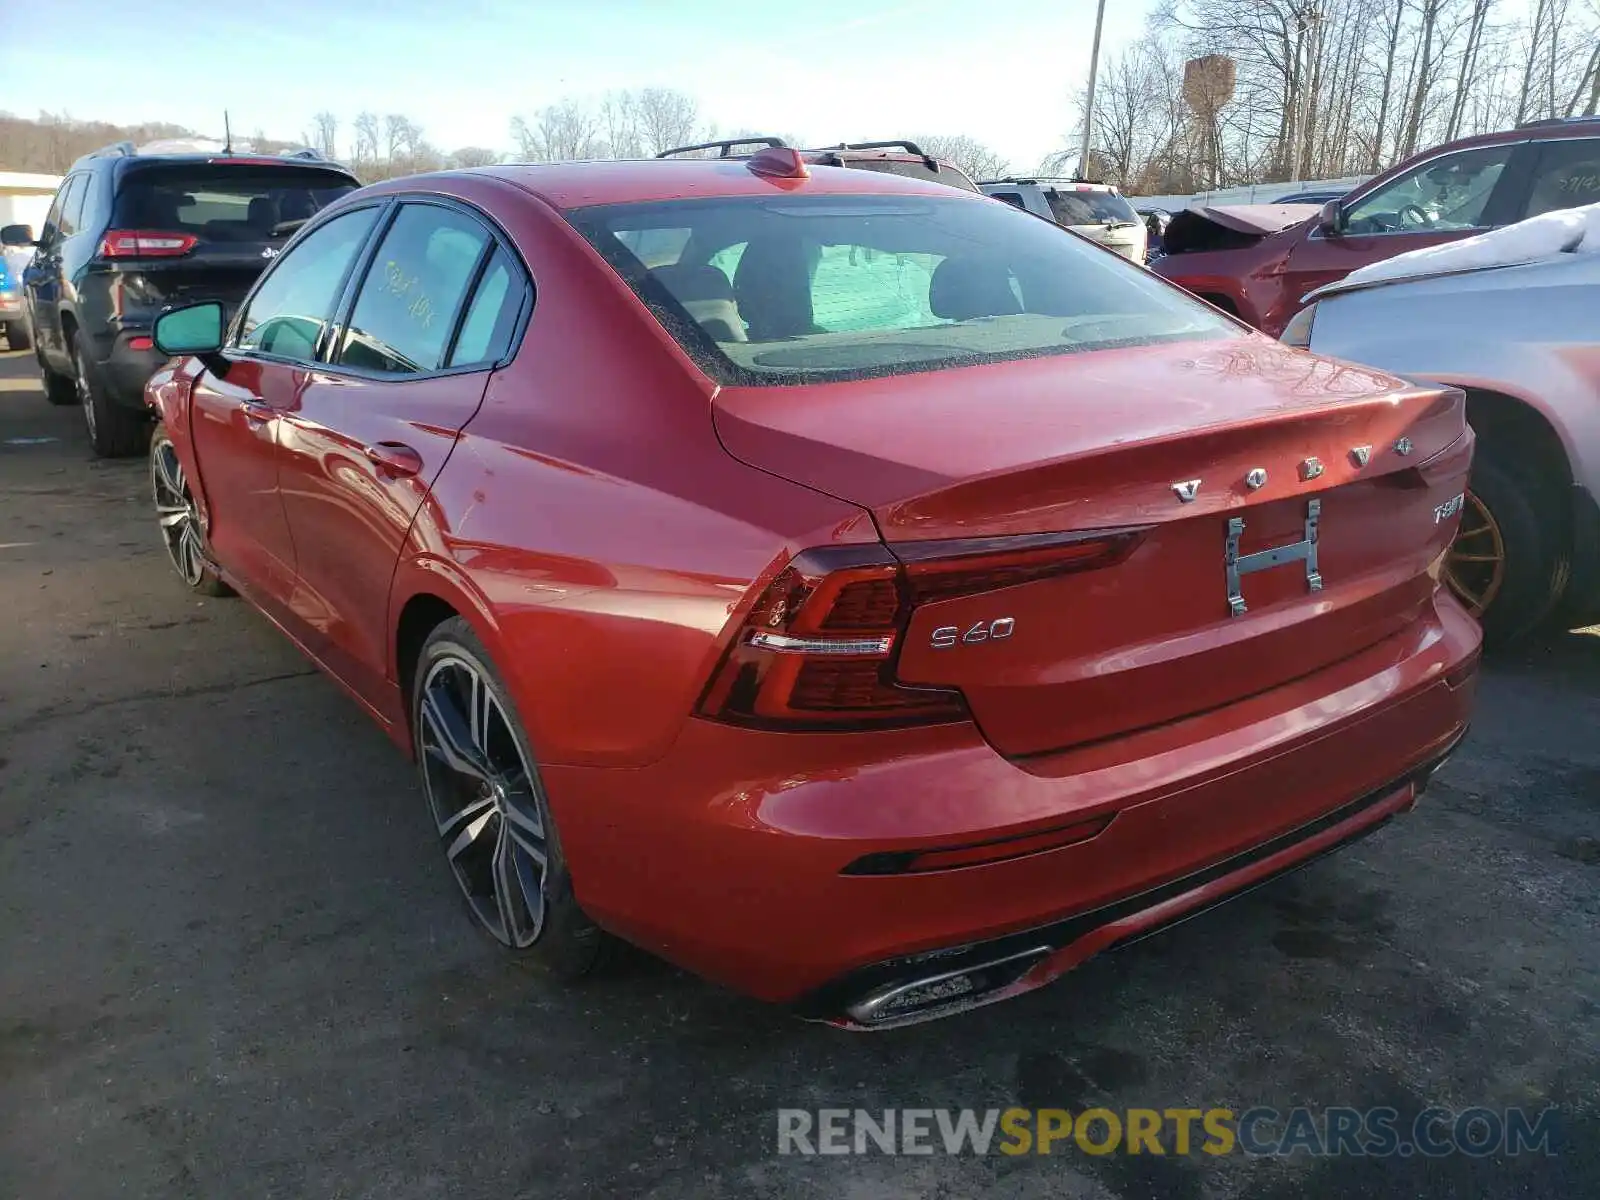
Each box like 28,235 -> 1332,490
1517,115 -> 1600,129
806,140 -> 937,169
281,147 -> 326,160
657,137 -> 789,159
90,141 -> 138,159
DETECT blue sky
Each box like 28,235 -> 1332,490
2,0 -> 1156,171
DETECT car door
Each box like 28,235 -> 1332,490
23,176 -> 78,364
1280,140 -> 1529,309
189,204 -> 384,618
274,199 -> 529,722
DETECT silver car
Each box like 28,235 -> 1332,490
980,179 -> 1149,263
1283,218 -> 1600,644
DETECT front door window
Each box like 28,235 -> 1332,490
1342,145 -> 1514,235
235,207 -> 381,362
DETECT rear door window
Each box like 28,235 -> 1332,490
447,246 -> 528,367
57,175 -> 89,237
334,203 -> 493,375
1523,138 -> 1600,218
113,166 -> 357,244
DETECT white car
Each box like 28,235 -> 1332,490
1283,202 -> 1600,643
980,179 -> 1148,263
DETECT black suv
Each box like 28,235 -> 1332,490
1,142 -> 359,456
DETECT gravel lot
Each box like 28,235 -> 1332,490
2,345 -> 1598,1200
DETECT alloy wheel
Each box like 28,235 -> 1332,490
418,656 -> 549,948
151,438 -> 207,586
1443,489 -> 1507,617
75,347 -> 97,443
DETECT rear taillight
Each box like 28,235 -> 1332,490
698,530 -> 1143,731
99,230 -> 198,258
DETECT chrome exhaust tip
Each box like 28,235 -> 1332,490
844,945 -> 1053,1029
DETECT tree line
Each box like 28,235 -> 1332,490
1077,0 -> 1600,194
0,93 -> 1015,186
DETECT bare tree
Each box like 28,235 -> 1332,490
353,112 -> 381,169
634,87 -> 700,156
509,101 -> 602,162
1124,0 -> 1598,192
600,91 -> 643,158
910,134 -> 1010,181
312,111 -> 338,160
448,146 -> 502,168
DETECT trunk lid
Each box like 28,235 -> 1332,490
1162,203 -> 1319,255
712,338 -> 1470,757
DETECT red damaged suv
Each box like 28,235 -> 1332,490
1153,116 -> 1600,336
144,148 -> 1479,1029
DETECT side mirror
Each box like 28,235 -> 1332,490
1,224 -> 36,247
1317,200 -> 1343,236
153,301 -> 229,376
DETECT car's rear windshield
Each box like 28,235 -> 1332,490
568,193 -> 1231,386
113,166 -> 358,244
1045,188 -> 1140,226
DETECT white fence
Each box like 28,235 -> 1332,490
1129,174 -> 1373,212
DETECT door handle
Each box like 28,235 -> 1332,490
365,441 -> 424,478
239,399 -> 274,425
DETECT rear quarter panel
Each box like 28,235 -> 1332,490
386,179 -> 879,769
1151,233 -> 1298,327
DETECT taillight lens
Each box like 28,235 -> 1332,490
698,529 -> 1144,731
697,546 -> 961,731
99,230 -> 198,258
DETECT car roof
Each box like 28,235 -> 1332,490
68,142 -> 358,179
384,158 -> 993,210
1354,117 -> 1600,192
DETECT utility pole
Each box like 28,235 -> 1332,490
1078,0 -> 1108,178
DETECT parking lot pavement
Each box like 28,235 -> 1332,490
2,346 -> 1599,1200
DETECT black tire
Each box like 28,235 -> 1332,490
37,340 -> 75,405
2,321 -> 30,352
1452,454 -> 1567,647
73,336 -> 148,458
149,423 -> 233,597
411,617 -> 614,981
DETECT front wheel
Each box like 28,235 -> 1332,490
1444,455 -> 1566,646
150,424 -> 232,597
2,321 -> 30,352
412,618 -> 613,980
36,339 -> 75,405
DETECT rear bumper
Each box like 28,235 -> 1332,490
543,595 -> 1481,1017
94,333 -> 169,412
799,734 -> 1462,1029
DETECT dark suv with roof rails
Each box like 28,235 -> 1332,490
656,137 -> 981,193
1,141 -> 359,456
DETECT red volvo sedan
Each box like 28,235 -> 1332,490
144,148 -> 1480,1029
